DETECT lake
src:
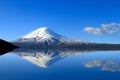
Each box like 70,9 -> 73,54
0,48 -> 120,80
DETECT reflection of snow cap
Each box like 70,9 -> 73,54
11,48 -> 90,68
22,53 -> 51,68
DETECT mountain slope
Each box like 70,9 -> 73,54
11,27 -> 86,47
23,27 -> 64,39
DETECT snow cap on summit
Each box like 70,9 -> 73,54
11,27 -> 85,47
22,27 -> 63,39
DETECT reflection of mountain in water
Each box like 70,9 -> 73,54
11,48 -> 92,68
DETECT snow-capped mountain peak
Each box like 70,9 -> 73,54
11,27 -> 86,47
22,27 -> 63,39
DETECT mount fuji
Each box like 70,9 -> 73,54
11,27 -> 88,48
11,27 -> 120,50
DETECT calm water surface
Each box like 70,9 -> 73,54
0,48 -> 120,80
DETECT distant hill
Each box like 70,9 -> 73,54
0,39 -> 18,55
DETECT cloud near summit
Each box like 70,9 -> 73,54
84,23 -> 120,34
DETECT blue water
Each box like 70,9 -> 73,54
0,50 -> 120,80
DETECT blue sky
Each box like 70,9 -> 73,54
0,0 -> 120,43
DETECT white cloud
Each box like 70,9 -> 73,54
84,27 -> 103,34
84,60 -> 120,72
102,23 -> 120,34
84,23 -> 120,34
